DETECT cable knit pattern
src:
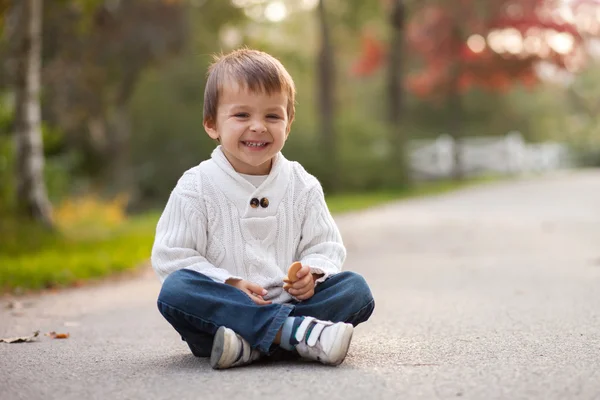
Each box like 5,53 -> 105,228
151,146 -> 346,304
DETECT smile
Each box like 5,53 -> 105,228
242,141 -> 269,148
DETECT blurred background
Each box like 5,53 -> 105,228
1,0 -> 599,293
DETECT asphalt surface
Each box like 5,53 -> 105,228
1,169 -> 599,400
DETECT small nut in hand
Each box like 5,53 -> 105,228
287,261 -> 303,283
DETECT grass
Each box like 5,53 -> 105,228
326,175 -> 498,214
0,176 -> 500,295
0,212 -> 160,294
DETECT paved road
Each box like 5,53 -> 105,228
2,169 -> 600,400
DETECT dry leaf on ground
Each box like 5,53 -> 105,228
0,331 -> 40,343
5,301 -> 22,310
46,331 -> 70,339
5,300 -> 34,310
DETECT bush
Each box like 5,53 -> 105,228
0,193 -> 158,294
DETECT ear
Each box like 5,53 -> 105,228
204,118 -> 219,140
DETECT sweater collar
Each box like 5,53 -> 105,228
206,146 -> 291,218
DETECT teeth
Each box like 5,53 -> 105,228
245,142 -> 266,147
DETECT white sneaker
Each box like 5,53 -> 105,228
294,317 -> 354,366
210,326 -> 261,370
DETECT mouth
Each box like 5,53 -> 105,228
241,141 -> 270,148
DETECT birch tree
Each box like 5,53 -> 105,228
12,0 -> 53,226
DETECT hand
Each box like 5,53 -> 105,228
285,264 -> 320,301
226,278 -> 272,305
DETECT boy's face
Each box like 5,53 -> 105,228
204,81 -> 290,175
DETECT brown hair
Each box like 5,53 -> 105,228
203,48 -> 296,127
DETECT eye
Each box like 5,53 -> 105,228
266,114 -> 281,120
234,113 -> 249,118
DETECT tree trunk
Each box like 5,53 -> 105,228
447,23 -> 464,181
14,0 -> 53,227
387,0 -> 407,185
104,68 -> 139,197
447,80 -> 464,180
317,0 -> 336,192
106,101 -> 133,195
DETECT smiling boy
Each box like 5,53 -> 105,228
151,48 -> 375,369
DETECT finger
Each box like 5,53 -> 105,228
244,289 -> 272,305
292,273 -> 312,290
252,297 -> 272,305
291,282 -> 312,296
290,274 -> 313,292
288,283 -> 311,297
296,289 -> 314,301
246,282 -> 268,297
295,265 -> 311,280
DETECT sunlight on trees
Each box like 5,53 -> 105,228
231,0 -> 318,22
1,0 -> 600,226
264,2 -> 287,22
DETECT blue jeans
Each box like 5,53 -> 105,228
157,269 -> 375,356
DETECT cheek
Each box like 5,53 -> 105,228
222,121 -> 245,135
273,122 -> 288,136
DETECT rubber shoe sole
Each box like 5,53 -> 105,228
210,326 -> 237,369
328,323 -> 354,366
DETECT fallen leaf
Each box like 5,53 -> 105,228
5,300 -> 34,310
0,330 -> 40,343
5,301 -> 22,310
45,331 -> 70,339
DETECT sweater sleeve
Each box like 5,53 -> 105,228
151,171 -> 242,284
297,184 -> 346,284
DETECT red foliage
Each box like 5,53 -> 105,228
351,32 -> 386,77
352,0 -> 594,98
404,0 -> 589,98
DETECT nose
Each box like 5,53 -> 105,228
250,119 -> 266,133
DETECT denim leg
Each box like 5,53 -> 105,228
184,334 -> 214,357
291,271 -> 375,326
157,269 -> 293,354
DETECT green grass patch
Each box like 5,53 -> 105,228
0,212 -> 160,294
0,176 -> 501,295
326,175 -> 499,214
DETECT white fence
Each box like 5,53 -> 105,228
408,132 -> 571,179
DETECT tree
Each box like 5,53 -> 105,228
405,0 -> 585,178
316,0 -> 337,192
405,1 -> 583,96
351,0 -> 591,178
387,0 -> 408,183
11,0 -> 53,226
41,0 -> 187,195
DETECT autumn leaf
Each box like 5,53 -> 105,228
46,331 -> 70,339
0,331 -> 40,343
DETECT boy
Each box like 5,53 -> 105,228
151,48 -> 374,370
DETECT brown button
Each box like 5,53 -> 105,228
260,197 -> 269,208
250,198 -> 259,208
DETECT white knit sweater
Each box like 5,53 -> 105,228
151,146 -> 346,304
